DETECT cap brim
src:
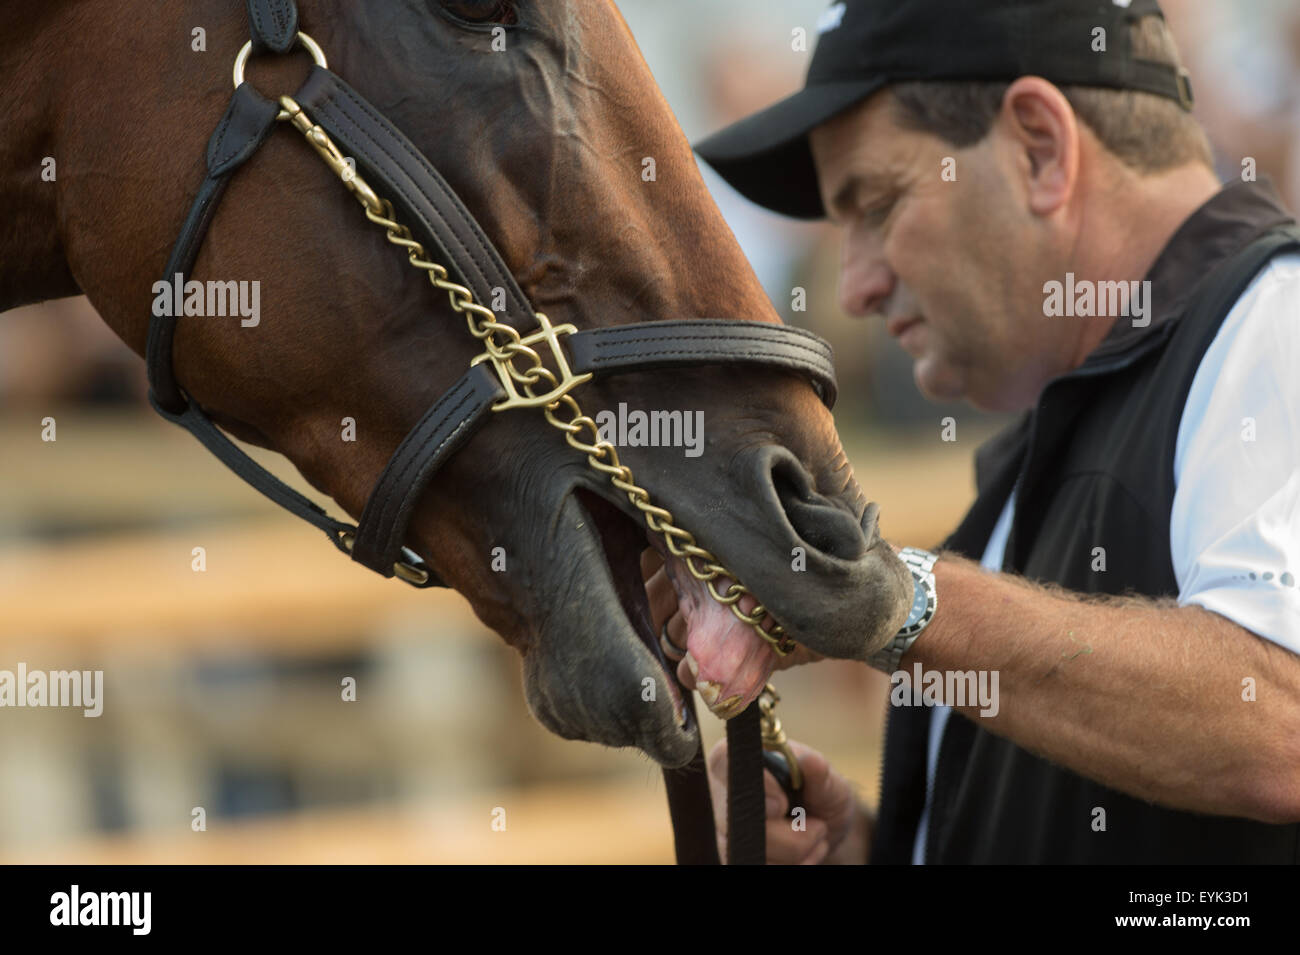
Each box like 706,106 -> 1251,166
694,79 -> 887,220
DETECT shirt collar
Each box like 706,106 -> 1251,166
1083,177 -> 1296,366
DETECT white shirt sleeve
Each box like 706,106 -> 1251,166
1171,252 -> 1300,653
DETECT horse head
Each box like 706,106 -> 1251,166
4,0 -> 911,767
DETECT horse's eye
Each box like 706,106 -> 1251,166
439,0 -> 518,25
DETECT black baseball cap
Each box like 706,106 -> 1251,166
695,0 -> 1194,219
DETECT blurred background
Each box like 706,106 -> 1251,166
2,0 -> 1297,863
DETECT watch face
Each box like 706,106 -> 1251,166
905,571 -> 928,627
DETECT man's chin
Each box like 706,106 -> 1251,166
913,357 -> 966,404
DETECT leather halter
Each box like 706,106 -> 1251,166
146,0 -> 833,864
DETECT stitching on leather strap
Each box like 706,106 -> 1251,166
209,109 -> 237,170
249,0 -> 294,50
581,326 -> 831,361
269,0 -> 292,35
318,97 -> 506,313
587,335 -> 829,361
585,348 -> 827,376
314,77 -> 532,321
149,178 -> 233,408
368,382 -> 477,546
358,377 -> 483,566
324,79 -> 526,309
586,320 -> 825,338
385,403 -> 483,556
209,96 -> 274,172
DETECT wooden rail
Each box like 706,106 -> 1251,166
0,412 -> 976,651
0,753 -> 884,865
0,519 -> 486,652
1,779 -> 680,864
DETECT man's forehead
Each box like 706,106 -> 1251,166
811,94 -> 912,211
813,94 -> 905,166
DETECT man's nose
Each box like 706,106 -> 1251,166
839,226 -> 895,317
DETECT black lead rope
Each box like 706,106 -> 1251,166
727,705 -> 768,865
144,0 -> 835,865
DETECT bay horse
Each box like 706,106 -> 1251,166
0,0 -> 911,859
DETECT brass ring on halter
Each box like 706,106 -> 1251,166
232,31 -> 328,119
338,531 -> 431,588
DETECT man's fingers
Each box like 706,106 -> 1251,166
713,813 -> 830,865
768,817 -> 830,865
641,548 -> 681,635
642,547 -> 690,665
661,613 -> 687,665
781,740 -> 831,797
639,546 -> 663,581
771,644 -> 826,670
707,738 -> 852,863
709,737 -> 824,795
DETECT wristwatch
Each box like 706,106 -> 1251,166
868,547 -> 939,673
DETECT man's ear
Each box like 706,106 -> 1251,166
997,76 -> 1079,217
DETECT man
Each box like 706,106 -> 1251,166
646,0 -> 1300,863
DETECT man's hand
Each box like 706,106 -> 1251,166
706,737 -> 872,864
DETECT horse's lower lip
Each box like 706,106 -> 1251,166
573,488 -> 689,728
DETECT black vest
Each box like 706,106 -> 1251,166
872,180 -> 1300,864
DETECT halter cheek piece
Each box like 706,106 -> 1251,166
146,0 -> 829,864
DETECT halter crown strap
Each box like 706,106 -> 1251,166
246,0 -> 298,54
294,65 -> 537,332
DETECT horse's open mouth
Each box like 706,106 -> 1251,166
572,487 -> 692,731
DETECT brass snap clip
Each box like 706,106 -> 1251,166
278,96 -> 384,215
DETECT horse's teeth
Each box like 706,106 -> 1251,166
684,651 -> 700,680
716,695 -> 743,718
698,680 -> 720,707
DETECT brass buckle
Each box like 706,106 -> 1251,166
339,531 -> 431,586
1175,67 -> 1194,112
471,313 -> 594,411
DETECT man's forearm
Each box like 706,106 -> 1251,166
903,553 -> 1300,823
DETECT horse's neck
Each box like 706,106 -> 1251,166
0,10 -> 82,312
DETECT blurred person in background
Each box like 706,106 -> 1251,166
0,298 -> 145,404
1162,0 -> 1300,210
699,34 -> 825,309
647,0 -> 1300,863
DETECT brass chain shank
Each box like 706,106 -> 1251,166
274,87 -> 801,758
274,93 -> 796,660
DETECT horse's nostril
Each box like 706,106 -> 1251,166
770,457 -> 869,561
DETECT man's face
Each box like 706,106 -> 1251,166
810,91 -> 1066,412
